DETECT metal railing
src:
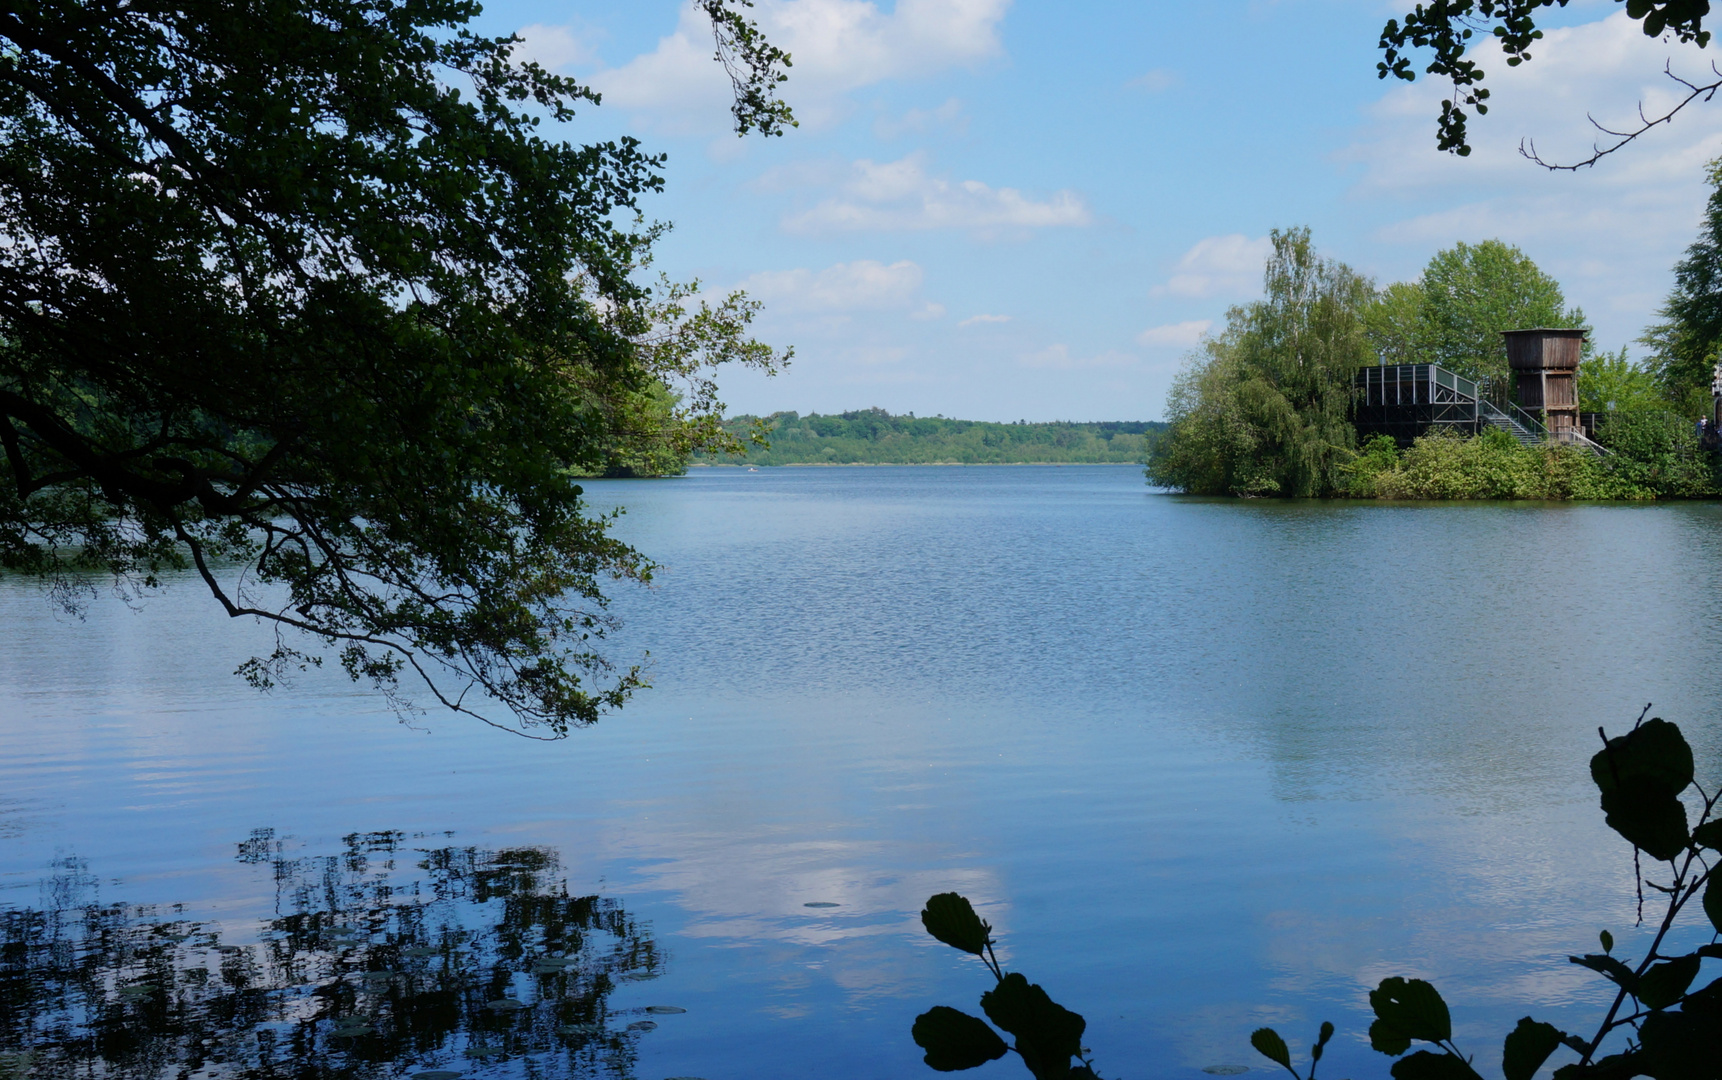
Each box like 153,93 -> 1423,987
1359,364 -> 1609,456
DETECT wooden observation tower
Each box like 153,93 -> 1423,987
1502,328 -> 1584,436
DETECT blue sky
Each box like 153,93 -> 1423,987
474,0 -> 1722,421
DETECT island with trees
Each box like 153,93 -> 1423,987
1146,176 -> 1722,500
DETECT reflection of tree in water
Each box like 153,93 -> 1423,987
0,830 -> 679,1079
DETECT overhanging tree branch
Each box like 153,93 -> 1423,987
1522,60 -> 1722,170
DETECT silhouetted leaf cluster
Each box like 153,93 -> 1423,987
911,892 -> 1101,1080
1254,709 -> 1722,1080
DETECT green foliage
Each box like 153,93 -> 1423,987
1255,709 -> 1722,1080
912,895 -> 1103,1080
1251,1028 -> 1294,1071
1577,348 -> 1661,414
1591,718 -> 1694,862
1369,978 -> 1453,1055
921,893 -> 992,956
912,1007 -> 1009,1072
1148,228 -> 1373,496
589,282 -> 791,478
1345,431 -> 1605,500
1365,240 -> 1585,394
1643,157 -> 1722,404
1592,410 -> 1722,498
0,0 -> 790,733
1502,1019 -> 1563,1080
1365,282 -> 1430,367
703,410 -> 1158,466
1377,1 -> 1711,156
1344,423 -> 1722,501
1251,1023 -> 1335,1080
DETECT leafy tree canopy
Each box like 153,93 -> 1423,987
1148,228 -> 1373,497
1643,156 -> 1722,410
1364,240 -> 1586,393
1577,346 -> 1662,414
1379,1 -> 1713,161
0,0 -> 791,735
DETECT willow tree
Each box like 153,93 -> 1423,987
1148,229 -> 1373,497
0,0 -> 791,735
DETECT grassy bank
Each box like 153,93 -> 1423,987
698,409 -> 1162,465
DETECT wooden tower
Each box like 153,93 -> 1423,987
1502,328 -> 1584,435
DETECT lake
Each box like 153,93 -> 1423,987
3,465 -> 1720,1080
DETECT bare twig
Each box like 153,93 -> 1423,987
1522,61 -> 1722,171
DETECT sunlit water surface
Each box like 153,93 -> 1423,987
4,465 -> 1722,1079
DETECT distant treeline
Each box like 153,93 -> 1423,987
697,409 -> 1163,465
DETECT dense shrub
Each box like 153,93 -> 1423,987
1592,408 -> 1722,497
1344,424 -> 1721,501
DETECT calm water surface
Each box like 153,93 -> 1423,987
3,465 -> 1721,1079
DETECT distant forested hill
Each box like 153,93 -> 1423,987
696,409 -> 1163,465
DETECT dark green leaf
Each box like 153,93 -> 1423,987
1390,1050 -> 1484,1080
911,1007 -> 1008,1072
1637,955 -> 1700,1010
1705,872 -> 1722,935
1503,1018 -> 1564,1080
981,972 -> 1086,1077
1598,788 -> 1690,861
1369,977 -> 1452,1055
1692,819 -> 1722,850
1251,1028 -> 1292,1070
1569,954 -> 1639,992
1550,1050 -> 1643,1080
1599,930 -> 1613,954
921,894 -> 990,956
1637,1006 -> 1722,1080
1590,719 -> 1694,798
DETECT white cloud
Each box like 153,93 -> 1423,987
1346,11 -> 1722,347
512,23 -> 598,70
1135,320 -> 1212,347
959,313 -> 1011,327
739,259 -> 929,312
874,97 -> 968,140
781,153 -> 1091,235
576,0 -> 1011,133
1350,12 -> 1722,195
1019,345 -> 1136,370
1153,234 -> 1271,298
1126,69 -> 1177,93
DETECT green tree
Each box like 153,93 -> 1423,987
1148,228 -> 1373,497
1577,347 -> 1661,414
1642,157 -> 1722,412
1412,240 -> 1585,392
0,0 -> 790,735
1363,281 -> 1428,367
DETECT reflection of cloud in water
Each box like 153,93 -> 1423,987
599,818 -> 1003,1006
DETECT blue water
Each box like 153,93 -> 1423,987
3,465 -> 1720,1079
